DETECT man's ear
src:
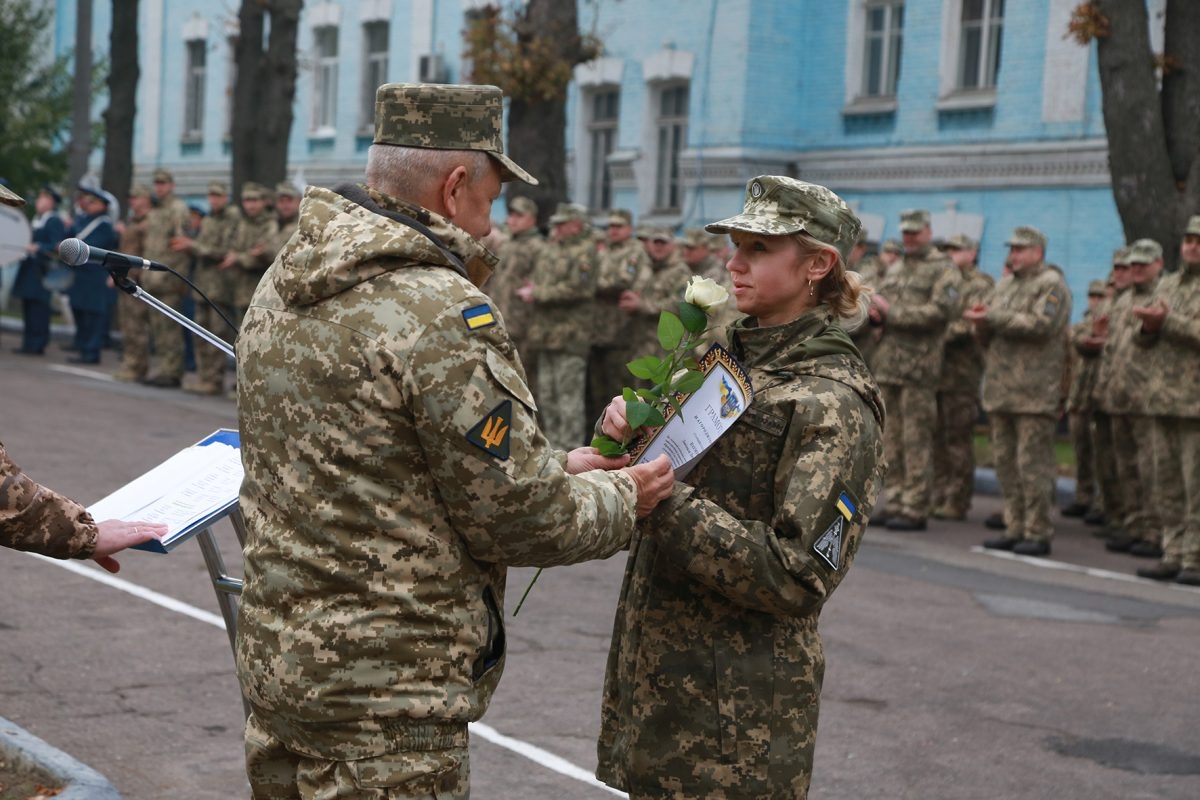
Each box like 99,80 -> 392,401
441,165 -> 470,220
808,249 -> 837,282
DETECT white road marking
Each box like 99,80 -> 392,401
28,552 -> 625,796
970,546 -> 1200,593
47,364 -> 117,382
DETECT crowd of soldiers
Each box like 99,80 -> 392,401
486,199 -> 1200,587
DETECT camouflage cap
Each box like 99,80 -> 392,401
607,208 -> 633,226
128,183 -> 153,199
207,181 -> 228,196
373,83 -> 537,186
0,183 -> 24,207
645,225 -> 675,243
705,175 -> 862,263
508,195 -> 537,216
275,181 -> 302,199
1113,246 -> 1132,266
881,238 -> 903,255
944,233 -> 977,251
899,208 -> 931,233
152,167 -> 174,183
1127,238 -> 1163,263
1006,225 -> 1047,249
241,181 -> 267,200
1087,279 -> 1107,296
1185,215 -> 1200,236
548,202 -> 587,224
679,227 -> 710,248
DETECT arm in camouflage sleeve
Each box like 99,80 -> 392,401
411,307 -> 638,568
643,386 -> 879,618
886,267 -> 961,331
0,444 -> 98,560
1158,306 -> 1200,350
987,277 -> 1071,340
533,247 -> 594,305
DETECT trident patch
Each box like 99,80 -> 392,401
467,400 -> 512,460
813,517 -> 844,570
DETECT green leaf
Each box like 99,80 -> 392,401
667,396 -> 683,417
591,435 -> 628,456
672,370 -> 705,395
627,356 -> 663,380
645,405 -> 666,427
652,359 -> 674,386
626,399 -> 654,429
679,301 -> 708,334
657,311 -> 685,351
635,388 -> 660,403
622,387 -> 639,402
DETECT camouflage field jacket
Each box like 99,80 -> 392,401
597,306 -> 885,799
0,443 -> 97,559
234,184 -> 639,760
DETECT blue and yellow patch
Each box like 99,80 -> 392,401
836,491 -> 856,521
466,400 -> 512,460
463,303 -> 496,331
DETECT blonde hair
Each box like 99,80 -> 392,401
793,233 -> 870,322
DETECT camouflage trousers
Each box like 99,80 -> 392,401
1069,410 -> 1098,508
193,299 -> 238,390
1108,414 -> 1160,544
1091,411 -> 1123,527
880,382 -> 937,520
244,713 -> 469,800
535,350 -> 588,451
116,289 -> 150,380
146,287 -> 188,381
1150,416 -> 1200,569
991,412 -> 1057,543
932,391 -> 978,517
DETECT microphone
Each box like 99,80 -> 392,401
58,238 -> 169,272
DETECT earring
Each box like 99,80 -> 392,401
809,281 -> 815,298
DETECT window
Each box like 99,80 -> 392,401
958,0 -> 1003,90
863,1 -> 903,97
587,89 -> 619,211
183,39 -> 206,141
312,25 -> 339,134
360,21 -> 389,134
654,84 -> 688,212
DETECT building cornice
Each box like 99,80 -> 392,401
679,139 -> 1113,192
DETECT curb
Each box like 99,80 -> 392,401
0,716 -> 122,800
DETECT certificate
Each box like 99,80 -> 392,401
628,343 -> 753,479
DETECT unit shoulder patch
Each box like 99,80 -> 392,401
466,400 -> 512,460
813,517 -> 845,570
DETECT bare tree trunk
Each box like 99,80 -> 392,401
1162,0 -> 1200,230
254,0 -> 302,189
68,0 -> 93,187
101,0 -> 139,209
1093,0 -> 1185,266
230,1 -> 265,199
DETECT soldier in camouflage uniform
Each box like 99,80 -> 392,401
234,83 -> 677,800
931,234 -> 994,519
516,202 -> 596,449
270,181 -> 302,255
618,225 -> 694,361
221,182 -> 278,330
486,196 -> 543,391
112,184 -> 153,382
1133,217 -> 1200,584
1094,239 -> 1163,557
170,181 -> 241,395
588,209 -> 651,421
1062,279 -> 1109,518
139,168 -> 193,387
596,175 -> 885,799
849,234 -> 895,369
868,209 -> 961,529
0,183 -> 165,566
969,226 -> 1071,556
679,227 -> 740,353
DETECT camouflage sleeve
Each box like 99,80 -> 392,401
988,277 -> 1071,340
1158,306 -> 1200,350
409,305 -> 638,567
644,384 -> 879,617
533,247 -> 594,305
191,219 -> 228,261
945,276 -> 991,343
0,444 -> 98,559
1072,317 -> 1104,354
237,222 -> 279,270
887,267 -> 961,331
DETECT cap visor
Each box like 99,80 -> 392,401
0,184 -> 26,207
491,152 -> 538,186
705,212 -> 803,237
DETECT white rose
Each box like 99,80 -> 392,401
684,276 -> 729,314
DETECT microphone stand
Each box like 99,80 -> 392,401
112,273 -> 235,359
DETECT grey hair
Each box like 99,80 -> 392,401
366,144 -> 491,202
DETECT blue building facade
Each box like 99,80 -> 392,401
54,0 -> 1164,309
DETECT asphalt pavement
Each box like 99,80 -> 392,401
1,336 -> 1199,799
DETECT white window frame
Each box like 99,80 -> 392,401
652,82 -> 689,214
311,25 -> 340,137
360,20 -> 390,135
938,0 -> 1004,106
862,1 -> 904,99
183,38 -> 207,142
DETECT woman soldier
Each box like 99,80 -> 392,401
596,175 -> 886,799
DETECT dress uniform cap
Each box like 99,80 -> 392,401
706,175 -> 863,263
508,195 -> 537,216
898,208 -> 931,233
152,168 -> 174,183
1087,279 -> 1107,297
41,184 -> 63,205
207,181 -> 228,196
76,181 -> 109,206
275,182 -> 302,199
1005,226 -> 1047,249
548,202 -> 587,224
373,82 -> 538,186
607,208 -> 633,226
241,182 -> 267,201
0,183 -> 24,207
1185,215 -> 1200,236
944,233 -> 977,251
1126,238 -> 1162,264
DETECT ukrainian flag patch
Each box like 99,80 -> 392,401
836,492 -> 856,521
463,303 -> 496,331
